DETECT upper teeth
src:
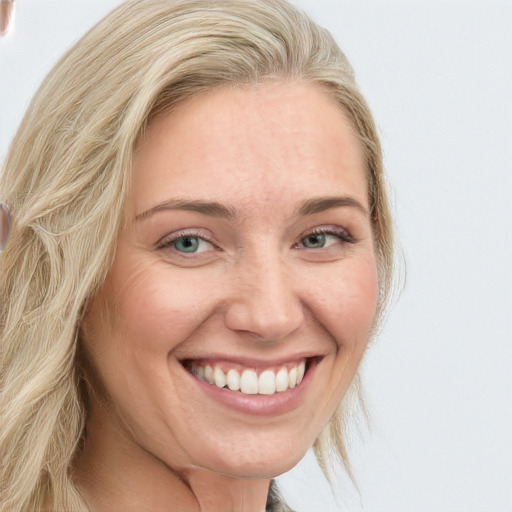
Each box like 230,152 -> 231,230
189,361 -> 306,395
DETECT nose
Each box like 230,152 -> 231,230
223,252 -> 304,342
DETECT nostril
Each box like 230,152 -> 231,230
223,295 -> 304,342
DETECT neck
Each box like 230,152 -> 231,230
183,469 -> 271,512
72,403 -> 271,512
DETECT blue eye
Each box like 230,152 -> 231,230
158,231 -> 215,255
173,236 -> 200,253
302,233 -> 327,249
298,227 -> 354,250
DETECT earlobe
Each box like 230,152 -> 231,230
0,0 -> 15,37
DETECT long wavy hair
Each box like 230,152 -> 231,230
0,1 -> 394,510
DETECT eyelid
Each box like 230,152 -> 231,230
299,225 -> 355,244
156,228 -> 217,251
155,225 -> 355,253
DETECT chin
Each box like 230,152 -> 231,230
192,431 -> 312,479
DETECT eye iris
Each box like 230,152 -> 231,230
174,237 -> 199,253
303,233 -> 326,249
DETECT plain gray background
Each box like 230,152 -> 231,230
1,1 -> 511,511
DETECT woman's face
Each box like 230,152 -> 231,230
82,82 -> 378,478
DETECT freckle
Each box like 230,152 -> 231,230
0,202 -> 13,251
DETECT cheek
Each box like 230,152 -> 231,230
318,257 -> 379,350
114,268 -> 212,355
81,263 -> 220,426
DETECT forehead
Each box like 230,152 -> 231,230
131,82 -> 367,218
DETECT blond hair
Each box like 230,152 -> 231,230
0,1 -> 394,510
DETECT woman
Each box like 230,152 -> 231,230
0,0 -> 394,510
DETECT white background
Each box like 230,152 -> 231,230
1,1 -> 511,511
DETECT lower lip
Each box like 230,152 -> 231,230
181,358 -> 320,416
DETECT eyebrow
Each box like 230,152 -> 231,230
294,196 -> 368,217
134,195 -> 368,222
135,199 -> 238,222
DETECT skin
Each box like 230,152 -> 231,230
74,82 -> 379,512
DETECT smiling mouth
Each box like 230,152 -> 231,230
182,358 -> 315,396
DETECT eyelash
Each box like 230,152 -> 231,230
294,226 -> 355,249
156,229 -> 217,252
156,226 -> 355,254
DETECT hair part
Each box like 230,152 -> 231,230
0,1 -> 395,510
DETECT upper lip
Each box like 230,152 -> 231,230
179,353 -> 324,368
